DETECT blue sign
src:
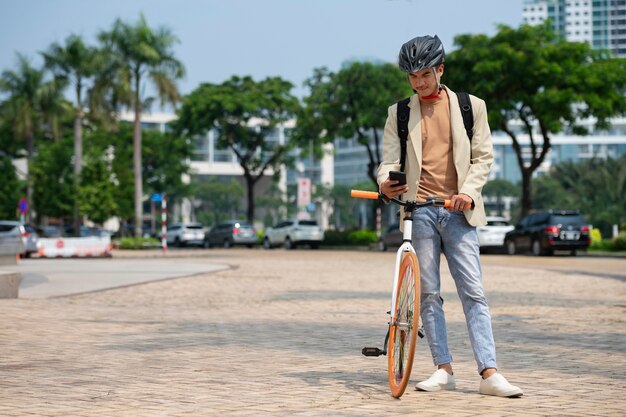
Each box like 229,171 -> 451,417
307,203 -> 316,212
150,193 -> 163,202
18,198 -> 28,214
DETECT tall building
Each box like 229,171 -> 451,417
522,0 -> 626,58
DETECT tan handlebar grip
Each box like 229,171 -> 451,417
351,190 -> 379,200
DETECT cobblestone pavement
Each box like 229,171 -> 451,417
1,250 -> 625,416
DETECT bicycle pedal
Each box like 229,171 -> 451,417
362,347 -> 386,357
418,327 -> 425,339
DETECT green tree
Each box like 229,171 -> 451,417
295,62 -> 411,188
0,156 -> 23,219
42,34 -> 102,235
533,156 -> 626,236
176,75 -> 300,223
31,137 -> 74,221
0,54 -> 68,220
78,154 -> 118,225
98,15 -> 185,236
256,182 -> 290,227
142,127 -> 193,199
86,123 -> 193,223
445,23 -> 626,218
86,126 -> 134,221
483,178 -> 519,217
193,178 -> 245,226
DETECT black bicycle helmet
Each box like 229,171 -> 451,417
398,35 -> 445,73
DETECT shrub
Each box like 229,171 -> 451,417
590,228 -> 602,243
322,230 -> 352,246
590,239 -> 614,251
613,232 -> 626,251
117,237 -> 160,250
347,229 -> 378,245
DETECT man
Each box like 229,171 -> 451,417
377,35 -> 523,398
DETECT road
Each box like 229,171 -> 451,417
1,249 -> 625,416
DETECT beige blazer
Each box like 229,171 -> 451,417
376,86 -> 493,228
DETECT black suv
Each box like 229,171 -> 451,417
504,210 -> 590,256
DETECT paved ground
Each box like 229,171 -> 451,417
1,249 -> 625,416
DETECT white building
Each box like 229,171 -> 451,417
523,0 -> 626,58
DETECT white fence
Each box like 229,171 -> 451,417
37,236 -> 112,258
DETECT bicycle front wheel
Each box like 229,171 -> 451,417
388,251 -> 420,398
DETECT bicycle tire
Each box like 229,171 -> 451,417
388,251 -> 420,398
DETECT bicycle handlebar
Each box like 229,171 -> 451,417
350,189 -> 451,209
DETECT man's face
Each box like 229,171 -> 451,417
408,64 -> 444,97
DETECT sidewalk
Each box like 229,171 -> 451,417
1,249 -> 625,416
4,256 -> 229,298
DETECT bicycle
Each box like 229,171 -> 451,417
351,190 -> 450,398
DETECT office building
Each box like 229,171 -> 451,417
522,0 -> 626,58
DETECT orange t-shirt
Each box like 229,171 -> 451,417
416,90 -> 459,201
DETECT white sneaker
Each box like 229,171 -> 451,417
479,373 -> 523,398
415,369 -> 456,392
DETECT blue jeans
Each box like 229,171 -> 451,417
411,206 -> 497,374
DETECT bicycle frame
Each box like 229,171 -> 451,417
350,190 -> 450,326
390,214 -> 417,324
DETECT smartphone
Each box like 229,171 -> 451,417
388,170 -> 407,187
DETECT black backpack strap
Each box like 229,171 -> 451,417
456,92 -> 474,142
396,97 -> 410,172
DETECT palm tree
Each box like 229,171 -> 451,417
0,54 -> 67,221
99,15 -> 185,237
42,34 -> 100,235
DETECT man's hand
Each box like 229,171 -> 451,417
380,177 -> 409,199
449,194 -> 473,212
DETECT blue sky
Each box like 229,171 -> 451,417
0,0 -> 523,98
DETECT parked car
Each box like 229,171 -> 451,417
504,210 -> 591,256
377,223 -> 402,251
263,219 -> 324,249
38,225 -> 63,238
204,221 -> 258,248
477,216 -> 515,252
65,225 -> 111,238
166,223 -> 205,247
0,220 -> 34,258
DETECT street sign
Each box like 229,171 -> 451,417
151,193 -> 163,203
297,178 -> 311,207
18,198 -> 28,214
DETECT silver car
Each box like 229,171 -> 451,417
166,223 -> 205,247
263,219 -> 324,249
0,220 -> 38,258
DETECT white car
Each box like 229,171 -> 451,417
477,216 -> 514,252
263,219 -> 324,249
166,223 -> 205,247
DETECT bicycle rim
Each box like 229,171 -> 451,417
388,252 -> 420,398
